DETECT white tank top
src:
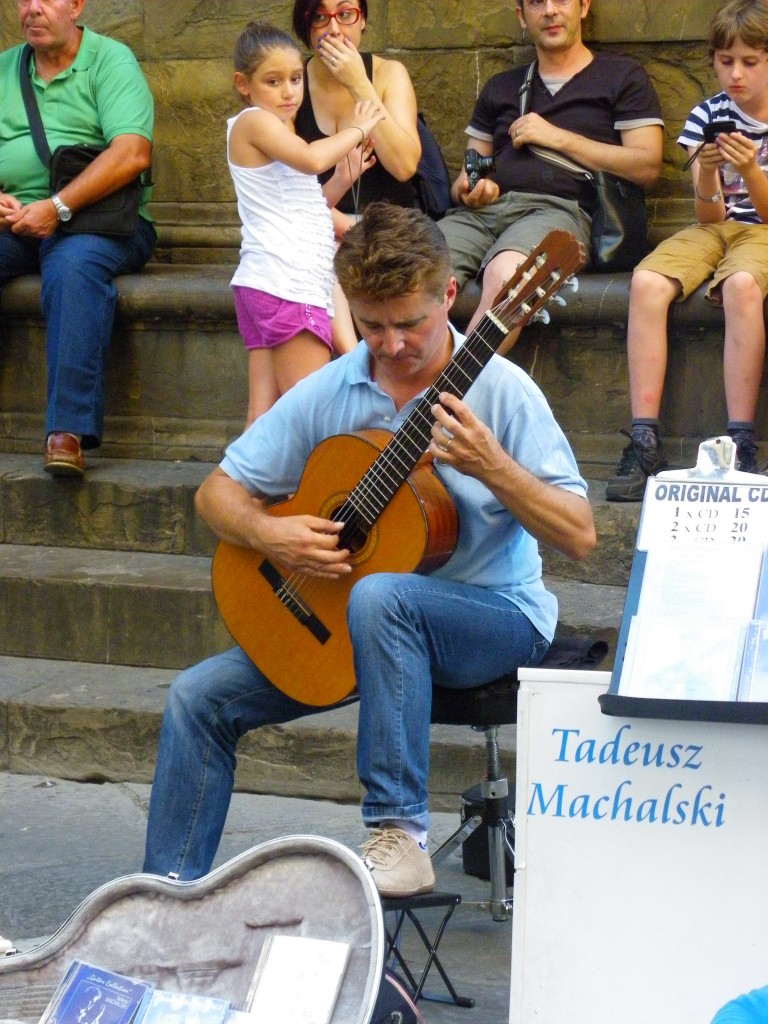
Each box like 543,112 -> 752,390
227,108 -> 336,313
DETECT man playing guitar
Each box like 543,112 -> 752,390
142,203 -> 596,898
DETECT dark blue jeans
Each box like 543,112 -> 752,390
143,572 -> 549,880
0,217 -> 157,446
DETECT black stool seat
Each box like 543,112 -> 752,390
431,635 -> 608,726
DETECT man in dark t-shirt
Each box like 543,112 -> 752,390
439,0 -> 663,340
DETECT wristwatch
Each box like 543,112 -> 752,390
50,193 -> 73,222
695,186 -> 722,203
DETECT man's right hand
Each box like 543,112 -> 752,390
256,513 -> 353,579
5,197 -> 58,238
0,192 -> 23,231
458,176 -> 500,208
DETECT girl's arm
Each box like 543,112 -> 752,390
322,139 -> 376,209
231,102 -> 384,176
316,39 -> 420,181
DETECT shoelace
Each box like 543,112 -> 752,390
361,828 -> 409,866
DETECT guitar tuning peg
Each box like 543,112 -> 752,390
564,274 -> 579,293
549,294 -> 567,307
531,307 -> 551,326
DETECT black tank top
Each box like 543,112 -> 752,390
294,52 -> 417,215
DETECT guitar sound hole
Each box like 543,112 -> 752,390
338,515 -> 369,555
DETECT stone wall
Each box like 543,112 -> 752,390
1,0 -> 723,262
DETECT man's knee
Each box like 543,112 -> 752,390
348,573 -> 411,632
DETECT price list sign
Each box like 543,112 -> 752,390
638,477 -> 768,550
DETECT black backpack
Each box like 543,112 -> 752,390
413,113 -> 453,221
373,968 -> 425,1024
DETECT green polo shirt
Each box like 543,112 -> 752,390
0,25 -> 154,216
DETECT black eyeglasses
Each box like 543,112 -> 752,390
307,7 -> 362,28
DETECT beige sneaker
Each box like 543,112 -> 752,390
361,825 -> 436,898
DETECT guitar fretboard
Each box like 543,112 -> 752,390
338,316 -> 508,538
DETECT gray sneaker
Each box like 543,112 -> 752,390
606,430 -> 669,502
361,826 -> 435,898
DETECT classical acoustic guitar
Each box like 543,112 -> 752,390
212,230 -> 586,706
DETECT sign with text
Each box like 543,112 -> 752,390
510,669 -> 768,1024
638,478 -> 768,550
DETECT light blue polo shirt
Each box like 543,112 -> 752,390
0,26 -> 154,212
221,326 -> 588,642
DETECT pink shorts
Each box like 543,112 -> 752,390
233,286 -> 333,351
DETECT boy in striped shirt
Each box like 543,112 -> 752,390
607,0 -> 768,501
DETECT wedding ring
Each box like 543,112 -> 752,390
439,438 -> 452,453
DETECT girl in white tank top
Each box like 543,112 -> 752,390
228,21 -> 384,426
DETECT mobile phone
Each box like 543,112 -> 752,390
703,120 -> 736,143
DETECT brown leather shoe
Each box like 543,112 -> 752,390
44,432 -> 85,477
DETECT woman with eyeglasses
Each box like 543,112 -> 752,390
292,0 -> 421,225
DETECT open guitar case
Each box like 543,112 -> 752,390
0,835 -> 385,1024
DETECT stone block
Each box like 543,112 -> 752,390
0,455 -> 215,556
145,59 -> 237,204
0,546 -> 231,669
585,0 -> 722,43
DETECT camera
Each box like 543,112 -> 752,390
703,120 -> 735,143
465,148 -> 495,191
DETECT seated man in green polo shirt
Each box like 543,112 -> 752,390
0,0 -> 155,476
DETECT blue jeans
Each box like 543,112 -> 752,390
143,572 -> 549,880
0,218 -> 157,446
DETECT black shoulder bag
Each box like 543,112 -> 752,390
18,42 -> 147,237
519,61 -> 648,272
414,112 -> 453,221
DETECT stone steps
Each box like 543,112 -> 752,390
0,653 -> 515,814
5,267 -> 768,471
0,542 -> 625,669
1,453 -> 640,577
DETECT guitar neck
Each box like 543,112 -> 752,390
343,317 -> 508,531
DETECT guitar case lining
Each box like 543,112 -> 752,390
0,835 -> 384,1024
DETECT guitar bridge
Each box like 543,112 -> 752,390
258,559 -> 331,645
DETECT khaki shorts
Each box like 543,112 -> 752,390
438,191 -> 591,288
637,221 -> 768,302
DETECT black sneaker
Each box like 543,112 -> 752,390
736,438 -> 760,473
606,430 -> 669,502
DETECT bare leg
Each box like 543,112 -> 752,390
465,249 -> 527,343
273,329 -> 332,396
330,282 -> 358,355
720,271 -> 765,422
627,269 -> 681,419
246,349 -> 281,429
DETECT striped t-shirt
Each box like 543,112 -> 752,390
679,92 -> 768,223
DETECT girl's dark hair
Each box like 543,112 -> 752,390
234,20 -> 300,76
291,0 -> 369,49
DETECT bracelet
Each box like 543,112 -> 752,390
353,126 -> 366,148
695,185 -> 722,203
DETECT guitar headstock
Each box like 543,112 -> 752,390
488,230 -> 587,336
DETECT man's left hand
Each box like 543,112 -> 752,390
6,198 -> 59,238
510,112 -> 565,151
429,392 -> 505,481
